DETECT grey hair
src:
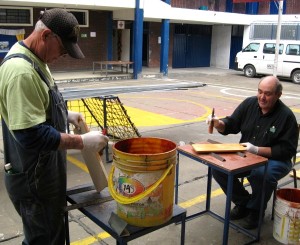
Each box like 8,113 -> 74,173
34,20 -> 48,31
272,76 -> 283,94
275,80 -> 283,94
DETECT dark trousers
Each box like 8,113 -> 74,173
212,159 -> 292,211
5,158 -> 66,245
15,196 -> 66,245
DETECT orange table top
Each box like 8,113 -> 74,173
177,143 -> 268,173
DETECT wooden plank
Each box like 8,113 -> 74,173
178,144 -> 267,172
192,143 -> 246,153
74,120 -> 108,193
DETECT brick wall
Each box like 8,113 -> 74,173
148,22 -> 174,68
171,0 -> 300,14
8,8 -> 109,72
171,0 -> 209,9
171,0 -> 227,11
286,0 -> 300,14
233,3 -> 246,14
48,10 -> 109,72
148,22 -> 161,68
258,2 -> 269,14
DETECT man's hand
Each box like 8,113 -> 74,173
241,142 -> 258,154
80,131 -> 109,152
206,115 -> 220,128
68,111 -> 84,129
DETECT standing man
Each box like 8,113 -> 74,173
0,8 -> 108,244
207,76 -> 298,229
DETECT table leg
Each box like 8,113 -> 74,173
116,241 -> 127,245
257,162 -> 268,240
175,152 -> 179,205
206,167 -> 212,211
126,64 -> 129,73
222,174 -> 233,245
93,62 -> 95,74
181,213 -> 186,245
65,211 -> 70,245
106,64 -> 108,77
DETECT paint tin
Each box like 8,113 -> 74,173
273,188 -> 300,244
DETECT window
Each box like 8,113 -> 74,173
263,43 -> 283,54
243,43 -> 260,52
0,7 -> 32,26
250,23 -> 300,41
68,9 -> 89,27
286,44 -> 300,56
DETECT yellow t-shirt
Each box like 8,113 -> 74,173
0,42 -> 53,130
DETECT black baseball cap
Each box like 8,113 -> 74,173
39,8 -> 85,59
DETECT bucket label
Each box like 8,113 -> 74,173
114,168 -> 164,203
114,169 -> 162,201
273,198 -> 300,244
118,176 -> 145,197
112,161 -> 174,227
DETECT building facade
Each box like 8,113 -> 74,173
0,0 -> 299,76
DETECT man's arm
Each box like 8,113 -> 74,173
59,133 -> 83,150
14,124 -> 108,152
211,118 -> 225,133
257,146 -> 272,158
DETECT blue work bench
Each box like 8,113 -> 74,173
65,184 -> 186,245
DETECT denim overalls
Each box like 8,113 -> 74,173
2,54 -> 68,245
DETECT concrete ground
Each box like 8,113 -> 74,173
0,67 -> 300,245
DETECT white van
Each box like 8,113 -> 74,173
235,40 -> 300,84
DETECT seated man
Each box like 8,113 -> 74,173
207,76 -> 298,229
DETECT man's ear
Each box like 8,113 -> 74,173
42,29 -> 51,41
277,92 -> 282,99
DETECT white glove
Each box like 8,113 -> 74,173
206,114 -> 219,127
241,142 -> 258,154
80,131 -> 109,152
68,111 -> 84,129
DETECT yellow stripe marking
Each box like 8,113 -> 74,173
67,155 -> 88,173
121,97 -> 213,126
68,94 -> 300,128
179,179 -> 249,209
70,232 -> 111,245
179,188 -> 224,208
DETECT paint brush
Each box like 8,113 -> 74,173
208,108 -> 215,134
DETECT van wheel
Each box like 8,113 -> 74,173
292,70 -> 300,84
244,65 -> 256,78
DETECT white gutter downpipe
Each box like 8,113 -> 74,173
273,0 -> 283,77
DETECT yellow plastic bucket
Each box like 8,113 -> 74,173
108,137 -> 177,227
273,188 -> 300,244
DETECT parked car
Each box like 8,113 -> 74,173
235,40 -> 300,84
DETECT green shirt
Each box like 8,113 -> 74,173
0,42 -> 54,130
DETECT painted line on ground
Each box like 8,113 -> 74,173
119,96 -> 212,126
67,155 -> 88,172
70,232 -> 111,245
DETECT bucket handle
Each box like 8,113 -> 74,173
108,163 -> 174,205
